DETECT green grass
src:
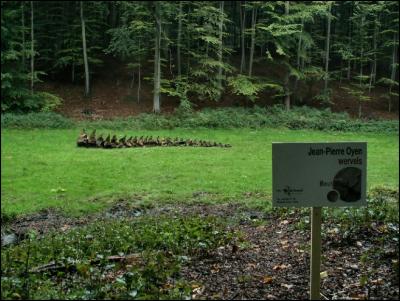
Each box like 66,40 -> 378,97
1,128 -> 398,216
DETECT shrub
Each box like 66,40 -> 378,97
1,112 -> 74,129
1,215 -> 234,300
1,106 -> 398,134
36,92 -> 63,112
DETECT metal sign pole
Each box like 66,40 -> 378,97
310,207 -> 322,300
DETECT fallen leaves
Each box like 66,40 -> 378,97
191,283 -> 205,299
262,276 -> 273,284
327,227 -> 340,234
350,292 -> 368,300
320,271 -> 329,279
60,224 -> 70,232
349,264 -> 359,270
280,239 -> 290,249
273,264 -> 291,271
370,278 -> 384,285
6,202 -> 398,300
211,263 -> 220,273
281,283 -> 294,289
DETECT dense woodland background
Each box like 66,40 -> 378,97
1,1 -> 399,117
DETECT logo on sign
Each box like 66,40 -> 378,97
282,185 -> 304,196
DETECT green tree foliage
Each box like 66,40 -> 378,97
34,1 -> 107,81
184,1 -> 234,102
1,1 -> 398,114
1,1 -> 30,112
1,1 -> 61,112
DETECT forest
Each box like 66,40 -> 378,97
1,1 -> 399,300
1,1 -> 399,116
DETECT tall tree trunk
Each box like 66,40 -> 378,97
284,77 -> 290,111
153,1 -> 161,113
186,5 -> 191,78
359,16 -> 364,86
324,2 -> 332,99
137,64 -> 141,104
248,5 -> 257,77
285,94 -> 290,111
109,1 -> 117,27
369,18 -> 378,93
293,18 -> 304,97
239,1 -> 246,74
285,1 -> 289,14
284,1 -> 290,111
389,32 -> 398,113
358,15 -> 364,118
22,1 -> 26,69
347,4 -> 353,80
130,71 -> 135,89
231,0 -> 237,48
169,48 -> 173,77
218,1 -> 224,93
80,1 -> 90,97
372,17 -> 378,84
177,1 -> 182,77
296,20 -> 303,70
137,39 -> 141,103
162,26 -> 169,62
30,1 -> 34,94
72,62 -> 75,83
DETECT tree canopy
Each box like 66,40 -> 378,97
1,1 -> 398,114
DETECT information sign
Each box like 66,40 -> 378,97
272,142 -> 367,207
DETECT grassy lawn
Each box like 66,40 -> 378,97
1,128 -> 398,216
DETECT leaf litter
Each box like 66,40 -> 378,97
1,200 -> 399,300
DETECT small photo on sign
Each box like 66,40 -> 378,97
327,190 -> 339,202
333,167 -> 361,202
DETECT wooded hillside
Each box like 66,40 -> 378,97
1,1 -> 399,116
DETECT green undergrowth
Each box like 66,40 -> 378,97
1,112 -> 74,129
2,106 -> 398,133
278,187 -> 399,287
277,186 -> 399,237
1,215 -> 236,300
1,188 -> 398,300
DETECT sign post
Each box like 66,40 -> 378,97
310,207 -> 322,300
272,142 -> 367,300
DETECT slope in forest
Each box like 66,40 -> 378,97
37,57 -> 399,120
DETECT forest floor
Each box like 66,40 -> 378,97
37,57 -> 399,120
2,198 -> 399,300
40,78 -> 399,121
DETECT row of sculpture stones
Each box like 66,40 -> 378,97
77,130 -> 231,148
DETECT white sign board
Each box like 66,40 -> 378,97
272,142 -> 367,207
